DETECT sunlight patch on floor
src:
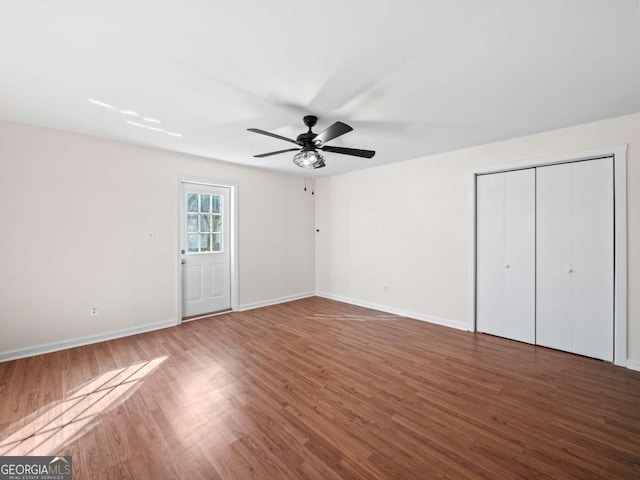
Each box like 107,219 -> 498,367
0,356 -> 167,456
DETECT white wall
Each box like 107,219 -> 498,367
0,120 -> 315,358
315,112 -> 640,361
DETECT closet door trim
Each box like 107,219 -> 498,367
468,144 -> 627,366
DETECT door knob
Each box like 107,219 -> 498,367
181,259 -> 186,265
505,264 -> 510,269
566,268 -> 573,273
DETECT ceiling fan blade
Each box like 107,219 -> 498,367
247,128 -> 300,145
321,145 -> 375,158
253,148 -> 301,158
313,121 -> 353,145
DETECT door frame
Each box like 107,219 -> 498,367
177,176 -> 239,323
467,144 -> 628,366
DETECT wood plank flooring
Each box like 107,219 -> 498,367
1,297 -> 639,479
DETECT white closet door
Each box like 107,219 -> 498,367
536,163 -> 573,353
571,158 -> 614,360
477,169 -> 535,343
503,170 -> 536,343
477,173 -> 505,337
536,158 -> 613,361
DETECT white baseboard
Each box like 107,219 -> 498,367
0,319 -> 177,363
315,291 -> 468,331
238,291 -> 315,312
626,359 -> 640,372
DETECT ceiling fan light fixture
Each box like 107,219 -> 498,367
293,150 -> 325,169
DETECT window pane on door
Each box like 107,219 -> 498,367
200,194 -> 210,213
211,216 -> 222,233
187,194 -> 199,213
200,233 -> 211,252
187,214 -> 199,233
201,214 -> 210,232
212,195 -> 222,214
188,234 -> 199,253
212,233 -> 222,252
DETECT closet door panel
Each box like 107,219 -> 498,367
476,173 -> 506,337
571,158 -> 614,361
477,170 -> 535,342
536,163 -> 573,352
503,169 -> 536,343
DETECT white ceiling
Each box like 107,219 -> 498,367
1,1 -> 639,176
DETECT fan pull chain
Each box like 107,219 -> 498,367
303,175 -> 315,195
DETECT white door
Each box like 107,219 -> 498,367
535,163 -> 573,353
181,183 -> 231,319
536,158 -> 614,360
476,169 -> 535,343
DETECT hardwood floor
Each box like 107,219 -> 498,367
1,297 -> 639,479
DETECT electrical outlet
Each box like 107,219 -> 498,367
90,307 -> 98,316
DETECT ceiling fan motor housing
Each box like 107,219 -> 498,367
303,115 -> 318,128
296,132 -> 317,148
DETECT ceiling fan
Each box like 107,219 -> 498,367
247,115 -> 375,169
